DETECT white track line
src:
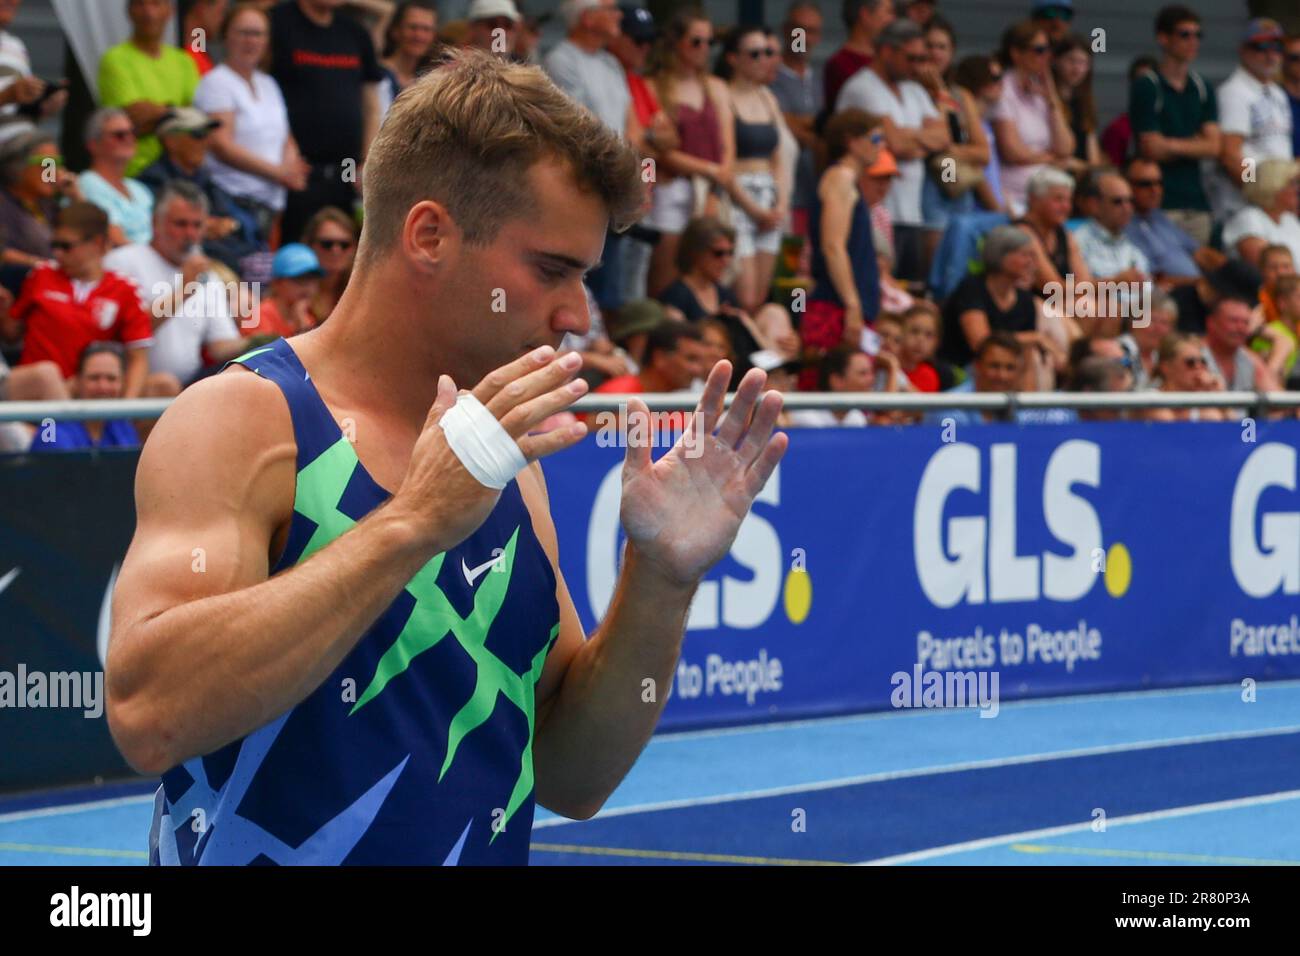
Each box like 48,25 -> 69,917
532,723 -> 1300,827
857,789 -> 1300,865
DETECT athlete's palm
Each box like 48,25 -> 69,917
620,363 -> 787,586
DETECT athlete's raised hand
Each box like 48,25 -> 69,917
619,361 -> 788,586
392,346 -> 588,553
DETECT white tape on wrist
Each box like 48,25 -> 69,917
438,392 -> 527,490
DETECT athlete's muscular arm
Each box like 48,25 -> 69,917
107,347 -> 588,775
530,363 -> 787,819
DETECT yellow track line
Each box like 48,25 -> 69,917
529,842 -> 843,866
0,841 -> 149,860
1011,842 -> 1300,866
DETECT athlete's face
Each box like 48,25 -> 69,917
450,159 -> 608,380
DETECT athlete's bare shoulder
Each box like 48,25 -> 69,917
113,364 -> 301,641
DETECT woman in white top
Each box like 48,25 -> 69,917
1221,157 -> 1300,270
193,2 -> 309,240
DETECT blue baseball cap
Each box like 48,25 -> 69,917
272,243 -> 323,280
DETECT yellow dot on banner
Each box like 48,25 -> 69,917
1105,542 -> 1132,598
784,569 -> 812,624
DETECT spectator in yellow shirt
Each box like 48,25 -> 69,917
98,0 -> 200,177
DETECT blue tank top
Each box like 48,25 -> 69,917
809,186 -> 879,319
148,336 -> 561,865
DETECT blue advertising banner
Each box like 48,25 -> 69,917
545,420 -> 1300,731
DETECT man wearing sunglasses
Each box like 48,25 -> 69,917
1210,19 -> 1292,224
1129,5 -> 1219,248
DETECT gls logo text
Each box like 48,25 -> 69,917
1231,443 -> 1300,597
586,463 -> 782,629
914,441 -> 1104,608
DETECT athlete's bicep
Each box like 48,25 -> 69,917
110,370 -> 294,659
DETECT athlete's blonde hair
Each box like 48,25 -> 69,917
359,47 -> 645,265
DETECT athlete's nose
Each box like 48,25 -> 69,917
552,291 -> 591,337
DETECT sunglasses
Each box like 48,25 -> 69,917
710,246 -> 734,258
50,238 -> 86,252
314,239 -> 354,251
1027,44 -> 1050,55
1248,41 -> 1282,54
1174,28 -> 1202,40
481,16 -> 515,30
1130,178 -> 1162,188
744,47 -> 778,59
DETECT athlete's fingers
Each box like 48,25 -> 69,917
422,374 -> 459,431
471,345 -> 558,407
499,373 -> 589,437
516,418 -> 588,462
736,391 -> 784,468
693,360 -> 731,437
715,367 -> 767,449
622,396 -> 653,473
743,430 -> 788,500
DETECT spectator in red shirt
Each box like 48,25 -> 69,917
242,242 -> 323,339
183,0 -> 229,76
595,321 -> 711,432
5,202 -> 155,396
824,0 -> 895,113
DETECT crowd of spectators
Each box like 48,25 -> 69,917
2,0 -> 1300,452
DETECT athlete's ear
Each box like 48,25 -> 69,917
404,199 -> 455,275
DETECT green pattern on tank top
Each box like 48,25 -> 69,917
255,376 -> 559,840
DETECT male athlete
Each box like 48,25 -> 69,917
105,49 -> 788,865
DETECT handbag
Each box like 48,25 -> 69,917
691,174 -> 734,227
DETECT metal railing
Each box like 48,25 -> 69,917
2,390 -> 1299,423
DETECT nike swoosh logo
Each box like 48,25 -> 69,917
462,553 -> 505,587
0,566 -> 20,596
